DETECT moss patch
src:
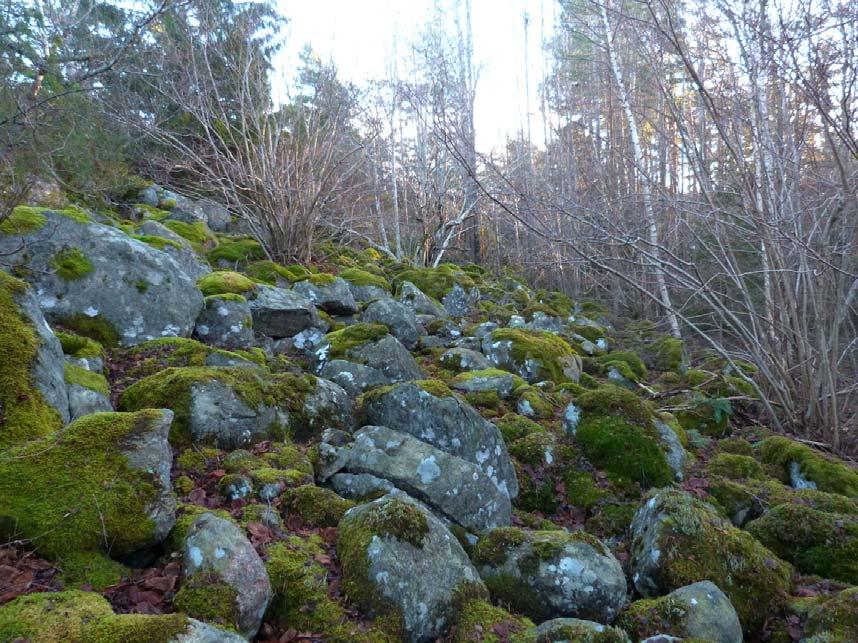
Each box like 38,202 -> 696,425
340,267 -> 389,290
326,322 -> 389,359
491,328 -> 577,383
244,260 -> 307,284
57,313 -> 120,346
63,362 -> 109,395
706,452 -> 766,480
196,270 -> 256,297
56,331 -> 104,360
496,413 -> 546,444
162,220 -> 215,250
49,247 -> 94,281
206,237 -> 264,265
0,205 -> 48,234
758,436 -> 858,498
452,599 -> 535,642
58,550 -> 128,590
173,576 -> 239,632
283,485 -> 355,528
803,587 -> 858,641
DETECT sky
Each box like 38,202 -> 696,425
273,0 -> 557,152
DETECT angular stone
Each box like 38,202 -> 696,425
318,359 -> 388,397
248,285 -> 321,338
137,220 -> 212,281
348,334 -> 424,383
193,295 -> 254,349
361,298 -> 421,350
293,277 -> 357,315
398,281 -> 447,317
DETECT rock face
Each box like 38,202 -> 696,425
473,528 -> 627,623
630,489 -> 792,633
0,209 -> 204,346
336,495 -> 487,642
293,277 -> 358,315
178,513 -> 271,639
318,359 -> 388,397
442,283 -> 479,317
0,409 -> 176,560
193,295 -> 254,349
137,219 -> 212,281
361,298 -> 421,350
249,285 -> 321,338
363,383 -> 518,499
320,426 -> 513,533
398,281 -> 447,317
619,581 -> 743,643
348,334 -> 424,382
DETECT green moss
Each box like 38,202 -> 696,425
653,335 -> 685,371
165,504 -> 233,552
0,272 -> 64,446
59,550 -> 128,590
465,390 -> 502,410
746,504 -> 858,583
491,328 -> 577,383
575,385 -> 654,426
414,378 -> 455,398
132,203 -> 171,220
307,272 -> 336,286
0,410 -> 170,561
0,205 -> 48,234
516,387 -> 554,419
598,351 -> 647,379
706,452 -> 766,480
472,527 -> 530,566
173,475 -> 195,496
576,414 -> 673,488
0,590 -> 190,642
118,337 -> 263,380
509,431 -> 557,467
564,468 -> 607,509
496,413 -> 545,444
175,447 -> 221,474
393,266 -> 475,300
63,362 -> 109,395
758,436 -> 858,498
803,587 -> 858,640
162,220 -> 215,250
57,313 -> 120,346
534,618 -> 630,643
50,247 -> 94,280
196,270 -> 256,296
340,267 -> 389,290
56,331 -> 103,360
326,322 -> 389,359
675,399 -> 731,438
244,259 -> 308,284
452,599 -> 535,643
204,292 -> 247,303
618,595 -> 693,641
642,488 -> 793,633
173,577 -> 239,632
206,237 -> 264,265
587,502 -> 638,538
283,485 -> 355,528
718,437 -> 755,456
130,234 -> 184,251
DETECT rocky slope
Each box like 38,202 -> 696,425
1,190 -> 857,642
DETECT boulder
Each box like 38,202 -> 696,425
336,494 -> 487,642
318,359 -> 388,397
248,285 -> 321,338
363,382 -> 518,498
361,298 -> 421,350
290,327 -> 329,368
321,425 -> 513,533
0,409 -> 176,560
473,528 -> 627,623
293,276 -> 357,315
0,273 -> 69,446
451,369 -> 518,399
482,328 -> 581,384
654,419 -> 688,481
535,618 -> 631,642
619,581 -> 742,643
176,513 -> 271,638
348,334 -> 424,382
193,294 -> 254,350
630,488 -> 792,633
137,219 -> 212,281
65,363 -> 112,420
442,283 -> 479,317
0,208 -> 204,346
399,281 -> 447,317
440,347 -> 492,372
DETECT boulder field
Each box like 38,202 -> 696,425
1,195 -> 857,642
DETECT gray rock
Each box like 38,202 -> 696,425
293,277 -> 357,315
336,494 -> 486,642
249,285 -> 321,338
655,419 -> 688,482
172,619 -> 247,643
525,311 -> 565,333
324,426 -> 512,533
363,383 -> 518,498
347,283 -> 390,303
451,371 -> 516,399
475,529 -> 627,623
137,220 -> 212,282
10,282 -> 70,424
469,321 -> 499,339
562,403 -> 582,436
451,336 -> 483,352
789,460 -> 817,490
442,283 -> 479,317
299,377 -> 352,440
181,513 -> 271,639
318,359 -> 388,397
481,333 -> 582,384
440,347 -> 492,372
193,295 -> 254,349
635,581 -> 743,643
202,352 -> 259,369
639,637 -> 683,643
65,354 -> 104,373
291,327 -> 329,367
0,209 -> 204,346
348,334 -> 424,382
330,472 -> 396,500
399,281 -> 447,317
67,383 -> 112,420
220,474 -> 253,501
535,618 -> 631,642
419,335 -> 447,349
361,298 -> 421,350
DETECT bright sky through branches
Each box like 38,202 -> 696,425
274,0 -> 554,152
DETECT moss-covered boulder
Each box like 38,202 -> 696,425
472,527 -> 627,624
326,324 -> 424,383
175,512 -> 271,638
340,266 -> 390,302
0,272 -> 69,446
282,484 -> 356,527
534,617 -> 631,642
398,280 -> 448,317
64,361 -> 112,420
0,206 -> 204,346
630,489 -> 792,633
337,495 -> 487,641
451,368 -> 522,399
441,347 -> 493,372
484,328 -> 581,384
758,436 -> 858,497
746,503 -> 858,583
618,581 -> 742,643
802,587 -> 858,641
193,293 -> 254,350
0,590 -> 244,642
0,409 -> 176,564
196,270 -> 256,297
452,599 -> 536,642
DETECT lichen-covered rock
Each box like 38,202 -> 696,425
618,581 -> 742,643
472,527 -> 627,623
451,368 -> 519,399
399,280 -> 448,317
193,294 -> 254,349
440,347 -> 492,372
630,488 -> 792,633
318,359 -> 388,397
293,275 -> 358,315
0,590 -> 245,642
0,409 -> 176,562
248,284 -> 321,338
361,298 -> 421,350
442,282 -> 480,317
535,618 -> 631,643
0,273 -> 69,445
483,328 -> 580,384
0,207 -> 204,346
330,472 -> 397,500
363,382 -> 518,498
348,333 -> 424,382
336,494 -> 487,642
321,425 -> 513,533
655,418 -> 688,481
176,512 -> 271,638
340,267 -> 391,302
137,219 -> 212,281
